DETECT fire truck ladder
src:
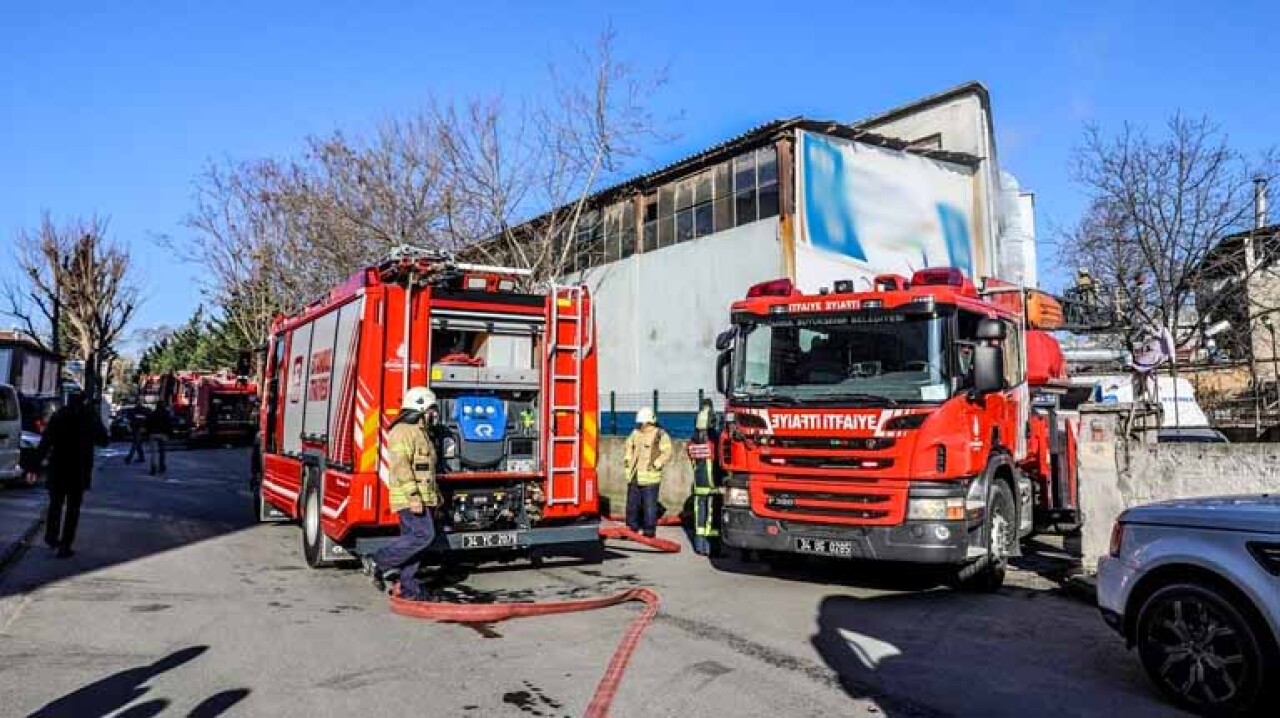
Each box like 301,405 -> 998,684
545,284 -> 593,506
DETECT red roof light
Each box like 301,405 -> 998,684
747,278 -> 796,298
911,268 -> 967,287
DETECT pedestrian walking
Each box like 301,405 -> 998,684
146,403 -> 173,475
371,387 -> 442,601
623,407 -> 672,538
23,391 -> 108,558
688,398 -> 721,555
124,403 -> 148,464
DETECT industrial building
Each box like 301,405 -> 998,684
508,82 -> 1039,427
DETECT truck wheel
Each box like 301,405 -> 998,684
1136,582 -> 1275,716
952,480 -> 1014,592
301,477 -> 334,568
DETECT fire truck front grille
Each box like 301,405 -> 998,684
762,455 -> 894,470
766,436 -> 895,451
762,489 -> 894,521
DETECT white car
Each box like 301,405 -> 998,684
0,384 -> 22,483
1098,495 -> 1280,716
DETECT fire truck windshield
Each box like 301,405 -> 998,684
732,314 -> 949,406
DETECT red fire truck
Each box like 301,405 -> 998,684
713,268 -> 1078,590
189,373 -> 258,445
253,249 -> 602,568
138,372 -> 197,437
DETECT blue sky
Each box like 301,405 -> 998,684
2,1 -> 1276,346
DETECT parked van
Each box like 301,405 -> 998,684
0,383 -> 23,483
1088,375 -> 1214,429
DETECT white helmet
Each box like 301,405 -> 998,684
635,407 -> 656,426
403,387 -> 437,413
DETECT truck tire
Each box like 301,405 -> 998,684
952,480 -> 1014,592
301,474 -> 334,568
1135,582 -> 1276,716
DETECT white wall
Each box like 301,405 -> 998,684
576,218 -> 782,406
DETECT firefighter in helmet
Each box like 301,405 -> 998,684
623,406 -> 672,538
688,398 -> 721,555
371,386 -> 442,601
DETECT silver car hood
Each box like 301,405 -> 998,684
1122,495 -> 1280,534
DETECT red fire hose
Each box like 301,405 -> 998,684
388,523 -> 680,717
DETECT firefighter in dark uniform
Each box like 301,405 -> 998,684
688,398 -> 721,556
371,386 -> 442,601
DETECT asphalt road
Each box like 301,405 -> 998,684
0,446 -> 1188,718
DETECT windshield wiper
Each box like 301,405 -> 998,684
809,392 -> 899,407
734,389 -> 800,406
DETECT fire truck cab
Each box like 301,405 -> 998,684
254,249 -> 602,568
714,268 -> 1076,590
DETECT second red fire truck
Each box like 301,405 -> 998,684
254,249 -> 603,568
713,268 -> 1078,590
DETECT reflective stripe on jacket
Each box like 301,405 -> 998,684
623,426 -> 672,486
386,421 -> 441,512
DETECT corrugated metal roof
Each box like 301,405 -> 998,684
517,116 -> 983,227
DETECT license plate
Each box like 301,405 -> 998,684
506,458 -> 536,473
459,531 -> 519,549
794,537 -> 855,558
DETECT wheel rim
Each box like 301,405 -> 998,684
989,499 -> 1010,562
1143,595 -> 1249,706
305,491 -> 319,546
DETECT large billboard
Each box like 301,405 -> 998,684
794,130 -> 981,292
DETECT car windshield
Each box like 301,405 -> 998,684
733,313 -> 949,405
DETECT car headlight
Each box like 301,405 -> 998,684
906,497 -> 965,521
725,487 -> 750,507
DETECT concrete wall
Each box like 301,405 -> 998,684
596,435 -> 694,519
1077,406 -> 1280,568
577,217 -> 782,406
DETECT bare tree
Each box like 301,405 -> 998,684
2,213 -> 140,401
180,24 -> 673,345
1062,114 -> 1276,348
446,25 -> 673,282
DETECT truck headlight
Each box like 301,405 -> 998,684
906,497 -> 965,521
725,487 -> 750,507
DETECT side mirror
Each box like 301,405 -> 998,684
975,318 -> 1006,341
973,345 -> 1005,395
715,328 -> 736,352
715,350 -> 733,395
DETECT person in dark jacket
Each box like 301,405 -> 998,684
124,403 -> 148,464
23,392 -> 108,558
145,403 -> 173,475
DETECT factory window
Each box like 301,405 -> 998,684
600,200 -> 636,263
627,144 -> 781,257
733,146 -> 779,227
642,194 -> 659,253
571,209 -> 604,273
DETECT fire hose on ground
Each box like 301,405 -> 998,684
388,522 -> 682,717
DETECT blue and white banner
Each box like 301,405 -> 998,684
795,130 -> 981,291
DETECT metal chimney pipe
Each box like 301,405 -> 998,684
1255,175 -> 1269,230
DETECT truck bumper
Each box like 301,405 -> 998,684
351,521 -> 602,558
721,507 -> 971,564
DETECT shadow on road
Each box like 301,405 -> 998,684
810,590 -> 1182,718
26,645 -> 251,718
0,447 -> 258,600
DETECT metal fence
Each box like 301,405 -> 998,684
598,390 -> 718,437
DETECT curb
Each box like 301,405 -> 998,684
0,507 -> 44,579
